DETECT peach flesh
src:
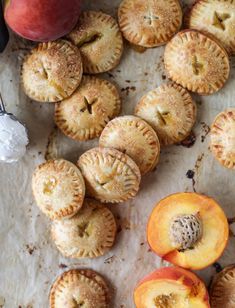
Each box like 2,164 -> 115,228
147,193 -> 229,270
134,267 -> 210,307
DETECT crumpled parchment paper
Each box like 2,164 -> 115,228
0,0 -> 235,307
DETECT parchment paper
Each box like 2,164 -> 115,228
1,1 -> 235,307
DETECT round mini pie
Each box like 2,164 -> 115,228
210,109 -> 235,169
32,159 -> 85,220
135,83 -> 197,146
118,0 -> 182,47
164,30 -> 230,95
186,0 -> 235,54
210,265 -> 235,307
50,269 -> 110,308
77,147 -> 141,203
51,198 -> 117,258
22,40 -> 83,103
55,76 -> 121,141
99,116 -> 160,175
67,11 -> 123,74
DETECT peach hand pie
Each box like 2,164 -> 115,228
164,30 -> 230,95
210,109 -> 235,169
51,198 -> 116,258
118,0 -> 182,47
77,147 -> 141,203
99,116 -> 160,175
55,76 -> 121,141
186,0 -> 235,54
32,159 -> 85,220
22,40 -> 83,103
135,83 -> 196,146
67,11 -> 123,74
147,192 -> 229,270
210,265 -> 235,308
134,267 -> 210,308
50,269 -> 110,308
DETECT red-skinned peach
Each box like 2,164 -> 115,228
134,267 -> 210,307
4,0 -> 81,42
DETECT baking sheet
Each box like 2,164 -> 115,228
1,0 -> 235,307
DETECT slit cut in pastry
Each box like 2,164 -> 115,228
50,269 -> 110,308
185,0 -> 235,54
210,109 -> 235,169
55,76 -> 121,141
22,40 -> 83,102
99,115 -> 160,175
32,159 -> 85,220
118,0 -> 182,47
135,83 -> 197,146
164,30 -> 230,95
67,11 -> 124,74
51,198 -> 117,258
77,147 -> 141,203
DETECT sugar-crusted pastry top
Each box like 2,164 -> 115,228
211,109 -> 235,169
51,198 -> 117,258
135,83 -> 196,146
32,159 -> 85,220
186,0 -> 235,54
55,76 -> 121,141
22,40 -> 83,102
67,11 -> 123,74
118,0 -> 182,47
99,115 -> 160,174
164,30 -> 230,95
77,147 -> 141,203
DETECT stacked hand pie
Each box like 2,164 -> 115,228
23,0 -> 235,307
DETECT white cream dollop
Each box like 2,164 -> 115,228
0,114 -> 28,163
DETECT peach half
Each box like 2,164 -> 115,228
134,267 -> 210,308
147,193 -> 229,270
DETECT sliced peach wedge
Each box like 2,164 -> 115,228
134,267 -> 210,308
147,193 -> 229,270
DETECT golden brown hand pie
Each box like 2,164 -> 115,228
118,0 -> 182,47
55,76 -> 121,141
186,0 -> 235,54
77,147 -> 141,203
135,83 -> 197,146
99,115 -> 160,175
210,109 -> 235,169
32,159 -> 85,220
67,11 -> 123,74
50,269 -> 110,308
210,265 -> 235,308
164,30 -> 230,95
51,198 -> 117,258
22,40 -> 83,102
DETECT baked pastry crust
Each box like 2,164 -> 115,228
51,198 -> 117,258
55,76 -> 121,141
135,83 -> 197,146
210,265 -> 235,308
186,0 -> 235,54
118,0 -> 182,47
50,269 -> 109,308
32,159 -> 85,220
210,109 -> 235,169
77,147 -> 141,203
22,40 -> 83,103
164,29 -> 230,95
67,11 -> 123,74
99,115 -> 160,175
